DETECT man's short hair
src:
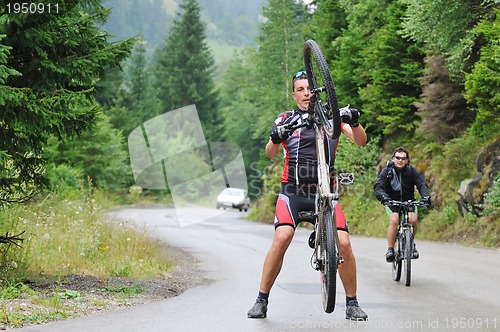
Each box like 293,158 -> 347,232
393,146 -> 409,158
292,70 -> 307,90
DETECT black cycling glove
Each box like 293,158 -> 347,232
339,105 -> 360,128
381,196 -> 391,205
270,125 -> 291,144
420,196 -> 431,207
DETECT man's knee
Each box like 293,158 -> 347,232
338,231 -> 353,257
389,213 -> 399,226
273,226 -> 294,251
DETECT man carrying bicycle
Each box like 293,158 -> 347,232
373,147 -> 431,262
247,70 -> 368,321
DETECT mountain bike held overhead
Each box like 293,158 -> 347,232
247,40 -> 368,321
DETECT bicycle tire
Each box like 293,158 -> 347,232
319,208 -> 337,313
392,235 -> 402,282
403,229 -> 413,286
303,40 -> 341,139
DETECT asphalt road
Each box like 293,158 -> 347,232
20,207 -> 500,332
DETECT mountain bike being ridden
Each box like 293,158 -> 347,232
247,69 -> 368,321
373,147 -> 430,263
386,199 -> 428,286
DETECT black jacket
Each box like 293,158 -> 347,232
374,164 -> 429,202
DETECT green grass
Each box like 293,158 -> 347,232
0,189 -> 176,328
0,191 -> 174,285
0,284 -> 34,300
1,309 -> 74,328
0,283 -> 75,327
106,284 -> 144,296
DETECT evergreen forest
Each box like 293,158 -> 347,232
1,0 -> 500,287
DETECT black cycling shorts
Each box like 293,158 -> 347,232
274,183 -> 349,232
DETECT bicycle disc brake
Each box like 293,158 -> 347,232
310,251 -> 320,271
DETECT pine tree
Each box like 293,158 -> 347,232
0,0 -> 135,203
400,0 -> 488,83
44,113 -> 131,191
401,0 -> 500,139
330,0 -> 425,138
154,0 -> 220,142
307,0 -> 354,107
465,10 -> 500,135
104,40 -> 159,139
308,0 -> 347,62
251,0 -> 309,139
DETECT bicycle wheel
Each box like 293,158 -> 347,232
403,229 -> 413,286
318,208 -> 337,313
392,235 -> 402,282
303,40 -> 341,139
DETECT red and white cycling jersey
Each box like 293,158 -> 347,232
271,109 -> 349,231
272,108 -> 339,185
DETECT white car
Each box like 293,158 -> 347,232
216,188 -> 250,212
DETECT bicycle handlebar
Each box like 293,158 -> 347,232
284,117 -> 311,132
312,87 -> 326,93
386,199 -> 427,208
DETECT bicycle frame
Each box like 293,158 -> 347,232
287,108 -> 342,263
311,117 -> 342,262
305,91 -> 355,257
398,207 -> 413,234
311,116 -> 343,314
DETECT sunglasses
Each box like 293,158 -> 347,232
394,156 -> 407,161
293,71 -> 307,79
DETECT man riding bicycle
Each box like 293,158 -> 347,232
373,147 -> 431,263
247,70 -> 368,321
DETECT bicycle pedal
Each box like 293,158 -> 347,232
338,256 -> 345,264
